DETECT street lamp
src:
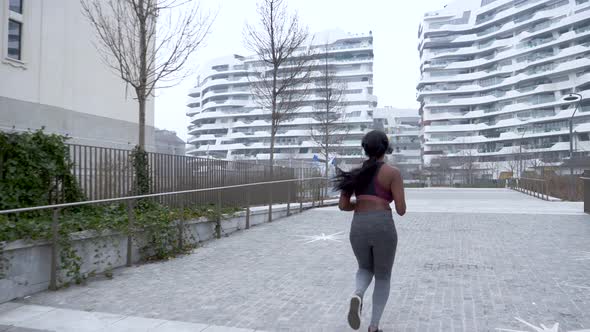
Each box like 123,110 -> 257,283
561,93 -> 583,200
561,93 -> 583,164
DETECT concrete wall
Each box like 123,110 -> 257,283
154,129 -> 186,155
0,96 -> 157,150
0,203 -> 314,303
0,0 -> 155,146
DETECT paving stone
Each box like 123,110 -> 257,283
13,189 -> 590,331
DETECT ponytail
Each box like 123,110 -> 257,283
332,157 -> 380,196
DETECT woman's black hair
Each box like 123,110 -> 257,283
333,130 -> 392,195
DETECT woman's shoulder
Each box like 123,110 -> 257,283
378,163 -> 401,180
381,163 -> 401,175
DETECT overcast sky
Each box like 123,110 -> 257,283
154,0 -> 452,141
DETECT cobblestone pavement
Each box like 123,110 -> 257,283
17,189 -> 590,331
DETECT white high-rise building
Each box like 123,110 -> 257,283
373,107 -> 422,181
418,0 -> 590,174
186,30 -> 377,164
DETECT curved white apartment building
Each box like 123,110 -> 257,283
374,107 -> 422,180
418,0 -> 590,171
186,30 -> 377,164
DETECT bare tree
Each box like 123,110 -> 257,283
486,160 -> 501,180
244,0 -> 312,170
428,157 -> 454,186
81,0 -> 215,150
505,158 -> 519,178
456,142 -> 477,185
524,152 -> 544,178
244,0 -> 313,219
310,43 -> 348,190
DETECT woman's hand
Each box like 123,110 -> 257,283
338,192 -> 356,211
390,168 -> 406,216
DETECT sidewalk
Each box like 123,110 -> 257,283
0,303 -> 264,332
1,189 -> 589,331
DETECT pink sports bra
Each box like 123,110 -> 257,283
355,162 -> 393,203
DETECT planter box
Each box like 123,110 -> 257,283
0,202 -> 321,303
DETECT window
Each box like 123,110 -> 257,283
345,89 -> 362,94
545,0 -> 568,10
7,0 -> 24,61
8,20 -> 21,60
211,64 -> 229,71
9,0 -> 22,13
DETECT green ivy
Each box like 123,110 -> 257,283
130,146 -> 150,195
0,129 -> 84,210
0,130 -> 242,286
0,129 -> 83,280
0,202 -> 240,283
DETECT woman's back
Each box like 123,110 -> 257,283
355,162 -> 393,203
353,163 -> 406,215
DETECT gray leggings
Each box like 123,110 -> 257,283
349,210 -> 398,327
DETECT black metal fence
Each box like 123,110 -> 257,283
508,178 -> 550,201
0,177 -> 327,291
67,144 -> 322,208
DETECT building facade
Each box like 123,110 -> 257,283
186,30 -> 376,165
374,107 -> 422,181
0,0 -> 157,150
418,0 -> 590,176
154,129 -> 186,155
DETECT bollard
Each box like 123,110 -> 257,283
268,182 -> 273,223
287,180 -> 291,216
299,179 -> 303,213
246,187 -> 250,230
126,200 -> 135,267
246,206 -> 250,229
178,200 -> 185,250
49,208 -> 60,291
320,179 -> 325,206
216,190 -> 222,239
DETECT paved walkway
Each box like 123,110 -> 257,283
1,189 -> 589,332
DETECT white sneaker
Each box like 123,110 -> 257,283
347,295 -> 362,330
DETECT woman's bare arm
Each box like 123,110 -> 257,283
338,192 -> 356,211
390,168 -> 406,216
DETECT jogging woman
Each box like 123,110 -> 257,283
334,130 -> 406,332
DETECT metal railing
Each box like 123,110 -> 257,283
0,177 -> 327,291
582,177 -> 590,214
64,144 -> 319,205
508,177 -> 550,201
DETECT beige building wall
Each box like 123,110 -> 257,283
0,0 -> 156,149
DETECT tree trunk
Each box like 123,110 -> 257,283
268,125 -> 275,222
138,97 -> 146,149
324,152 -> 329,200
138,0 -> 147,150
324,120 -> 329,200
